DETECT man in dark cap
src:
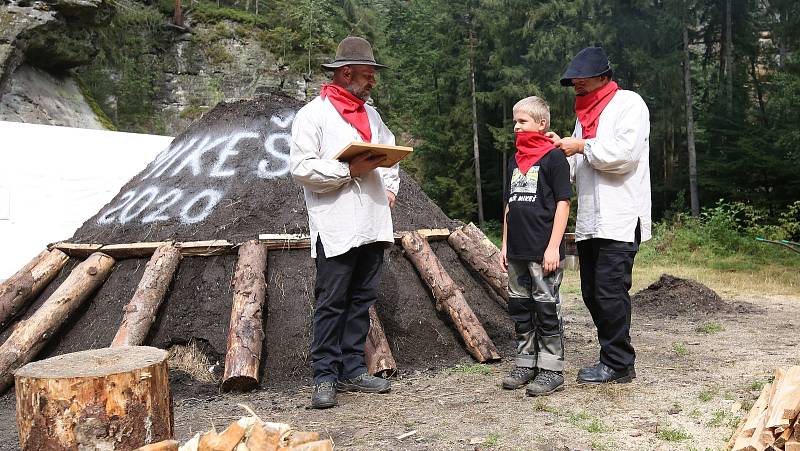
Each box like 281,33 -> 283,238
552,47 -> 651,384
290,36 -> 399,408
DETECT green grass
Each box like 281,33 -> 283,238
566,411 -> 608,433
748,379 -> 767,392
673,342 -> 689,357
532,399 -> 558,414
696,322 -> 725,334
699,385 -> 719,402
657,426 -> 692,441
447,363 -> 492,376
483,434 -> 500,447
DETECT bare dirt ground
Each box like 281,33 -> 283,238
0,289 -> 796,450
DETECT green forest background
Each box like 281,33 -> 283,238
82,0 -> 800,242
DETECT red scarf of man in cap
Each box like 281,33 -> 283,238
575,81 -> 619,139
320,83 -> 372,143
515,131 -> 554,175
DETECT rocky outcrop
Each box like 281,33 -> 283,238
0,64 -> 105,128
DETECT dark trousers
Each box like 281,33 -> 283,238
577,225 -> 640,371
311,239 -> 385,384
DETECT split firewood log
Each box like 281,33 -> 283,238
136,440 -> 180,451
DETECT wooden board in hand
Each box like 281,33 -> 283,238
334,142 -> 413,168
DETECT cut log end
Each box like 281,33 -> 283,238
220,375 -> 259,392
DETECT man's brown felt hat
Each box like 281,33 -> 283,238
321,36 -> 388,70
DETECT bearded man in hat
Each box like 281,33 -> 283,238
290,36 -> 399,409
551,47 -> 651,385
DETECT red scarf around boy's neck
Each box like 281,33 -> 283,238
575,80 -> 619,139
320,83 -> 372,143
515,131 -> 554,174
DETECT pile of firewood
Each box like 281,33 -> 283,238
728,366 -> 800,451
136,414 -> 332,451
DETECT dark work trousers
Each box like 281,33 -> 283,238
577,224 -> 641,371
311,238 -> 385,384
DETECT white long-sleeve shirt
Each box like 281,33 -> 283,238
568,89 -> 652,243
290,96 -> 400,258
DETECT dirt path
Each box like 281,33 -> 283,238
0,292 -> 797,450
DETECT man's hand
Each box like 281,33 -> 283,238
500,245 -> 508,270
542,246 -> 560,274
545,131 -> 561,141
386,190 -> 396,208
552,137 -> 586,157
349,152 -> 386,177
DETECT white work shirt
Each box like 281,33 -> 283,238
290,96 -> 400,258
568,89 -> 652,243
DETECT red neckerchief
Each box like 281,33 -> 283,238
515,131 -> 554,174
575,81 -> 619,139
320,83 -> 372,142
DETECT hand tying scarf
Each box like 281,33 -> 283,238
575,81 -> 619,139
320,83 -> 372,142
515,131 -> 554,174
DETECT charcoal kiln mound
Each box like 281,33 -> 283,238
0,94 -> 514,394
632,274 -> 763,317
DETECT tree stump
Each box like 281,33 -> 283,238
365,305 -> 397,377
0,249 -> 70,332
112,245 -> 182,347
15,346 -> 173,451
448,223 -> 508,307
401,232 -> 500,362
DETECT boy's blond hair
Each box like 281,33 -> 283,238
513,96 -> 550,128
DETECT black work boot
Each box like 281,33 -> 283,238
525,369 -> 565,396
501,366 -> 537,390
337,372 -> 391,393
576,363 -> 635,384
311,381 -> 337,409
579,362 -> 636,379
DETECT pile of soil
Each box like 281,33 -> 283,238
3,94 -> 514,390
632,274 -> 760,316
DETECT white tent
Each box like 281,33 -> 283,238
0,121 -> 173,280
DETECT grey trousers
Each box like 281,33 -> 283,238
507,259 -> 565,372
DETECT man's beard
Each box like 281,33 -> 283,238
347,86 -> 371,101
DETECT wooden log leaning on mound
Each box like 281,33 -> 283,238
400,231 -> 500,363
447,222 -> 508,307
111,244 -> 182,347
222,240 -> 268,392
15,346 -> 173,450
365,305 -> 397,377
0,249 -> 70,332
0,252 -> 115,392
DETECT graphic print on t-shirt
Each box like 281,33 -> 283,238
508,166 -> 539,204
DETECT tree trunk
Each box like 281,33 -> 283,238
447,223 -> 508,307
174,0 -> 182,27
468,23 -> 484,227
222,240 -> 268,392
400,232 -> 500,362
111,245 -> 182,347
0,252 -> 115,392
15,346 -> 173,450
724,0 -> 733,112
683,23 -> 700,217
748,56 -> 767,125
365,306 -> 396,377
0,249 -> 69,332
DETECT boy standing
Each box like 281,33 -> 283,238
501,96 -> 572,396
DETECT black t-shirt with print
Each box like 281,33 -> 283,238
504,149 -> 572,261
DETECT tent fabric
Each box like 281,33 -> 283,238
0,121 -> 172,280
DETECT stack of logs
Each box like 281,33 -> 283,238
0,223 -> 505,394
728,366 -> 800,451
141,415 -> 333,451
